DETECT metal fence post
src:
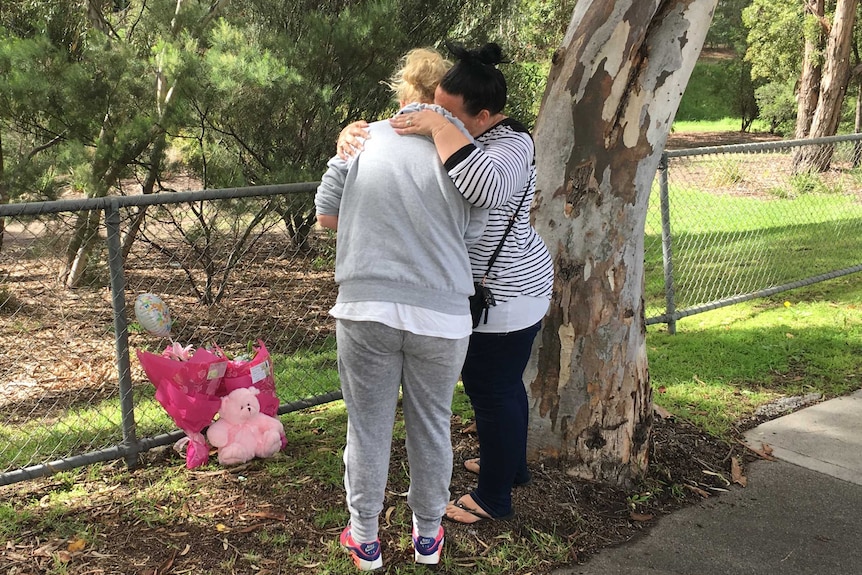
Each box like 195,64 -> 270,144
658,152 -> 677,334
105,199 -> 139,468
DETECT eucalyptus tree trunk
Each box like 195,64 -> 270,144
525,0 -> 717,488
794,0 -> 858,173
121,133 -> 167,259
794,0 -> 825,141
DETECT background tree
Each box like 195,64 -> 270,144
0,0 -> 513,295
525,0 -> 718,487
744,0 -> 862,161
795,0 -> 859,171
743,0 -> 806,136
705,0 -> 758,130
0,1 -> 94,252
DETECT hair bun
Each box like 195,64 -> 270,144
476,43 -> 507,66
445,41 -> 509,67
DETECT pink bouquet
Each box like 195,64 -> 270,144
136,346 -> 228,469
219,340 -> 280,419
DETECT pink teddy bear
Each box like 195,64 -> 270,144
207,387 -> 286,465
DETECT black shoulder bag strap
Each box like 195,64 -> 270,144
479,190 -> 528,285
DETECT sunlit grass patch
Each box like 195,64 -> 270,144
649,276 -> 862,437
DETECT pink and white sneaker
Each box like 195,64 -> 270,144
340,525 -> 383,571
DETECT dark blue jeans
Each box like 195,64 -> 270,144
461,320 -> 541,518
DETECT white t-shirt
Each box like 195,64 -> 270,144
472,295 -> 549,334
330,301 -> 472,339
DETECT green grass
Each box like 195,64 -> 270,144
644,173 -> 862,313
642,158 -> 862,435
0,337 -> 341,471
3,294 -> 860,572
650,273 -> 862,436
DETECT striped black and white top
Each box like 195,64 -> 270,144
444,118 -> 554,303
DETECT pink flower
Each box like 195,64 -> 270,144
162,342 -> 194,361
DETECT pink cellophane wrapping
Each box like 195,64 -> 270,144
219,340 -> 280,418
137,347 -> 228,468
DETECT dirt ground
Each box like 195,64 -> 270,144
2,407 -> 758,575
0,130 -> 780,574
665,129 -> 782,150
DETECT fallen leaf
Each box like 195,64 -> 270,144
56,550 -> 72,563
238,523 -> 266,533
738,440 -> 776,461
33,543 -> 56,557
67,537 -> 86,552
179,544 -> 190,556
461,422 -> 477,434
630,512 -> 654,522
786,333 -> 795,338
215,523 -> 229,532
685,484 -> 710,498
156,549 -> 177,575
243,511 -> 286,521
6,552 -> 28,561
731,457 -> 747,487
384,506 -> 395,526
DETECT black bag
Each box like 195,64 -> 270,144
470,282 -> 496,328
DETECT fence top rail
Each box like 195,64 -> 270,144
7,132 -> 862,216
0,182 -> 320,217
665,132 -> 862,159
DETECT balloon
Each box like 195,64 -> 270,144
135,293 -> 172,337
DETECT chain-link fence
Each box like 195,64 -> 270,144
3,134 -> 862,486
646,133 -> 862,332
0,184 -> 341,486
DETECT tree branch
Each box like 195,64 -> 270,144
26,134 -> 66,161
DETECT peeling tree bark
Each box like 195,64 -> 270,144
794,0 -> 858,173
525,0 -> 717,488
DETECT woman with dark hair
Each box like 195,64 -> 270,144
388,42 -> 554,524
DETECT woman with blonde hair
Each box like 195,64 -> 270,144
316,47 -> 485,570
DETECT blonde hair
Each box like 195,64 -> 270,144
386,48 -> 452,105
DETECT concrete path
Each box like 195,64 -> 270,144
553,391 -> 862,575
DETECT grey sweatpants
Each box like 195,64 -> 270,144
336,318 -> 468,543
